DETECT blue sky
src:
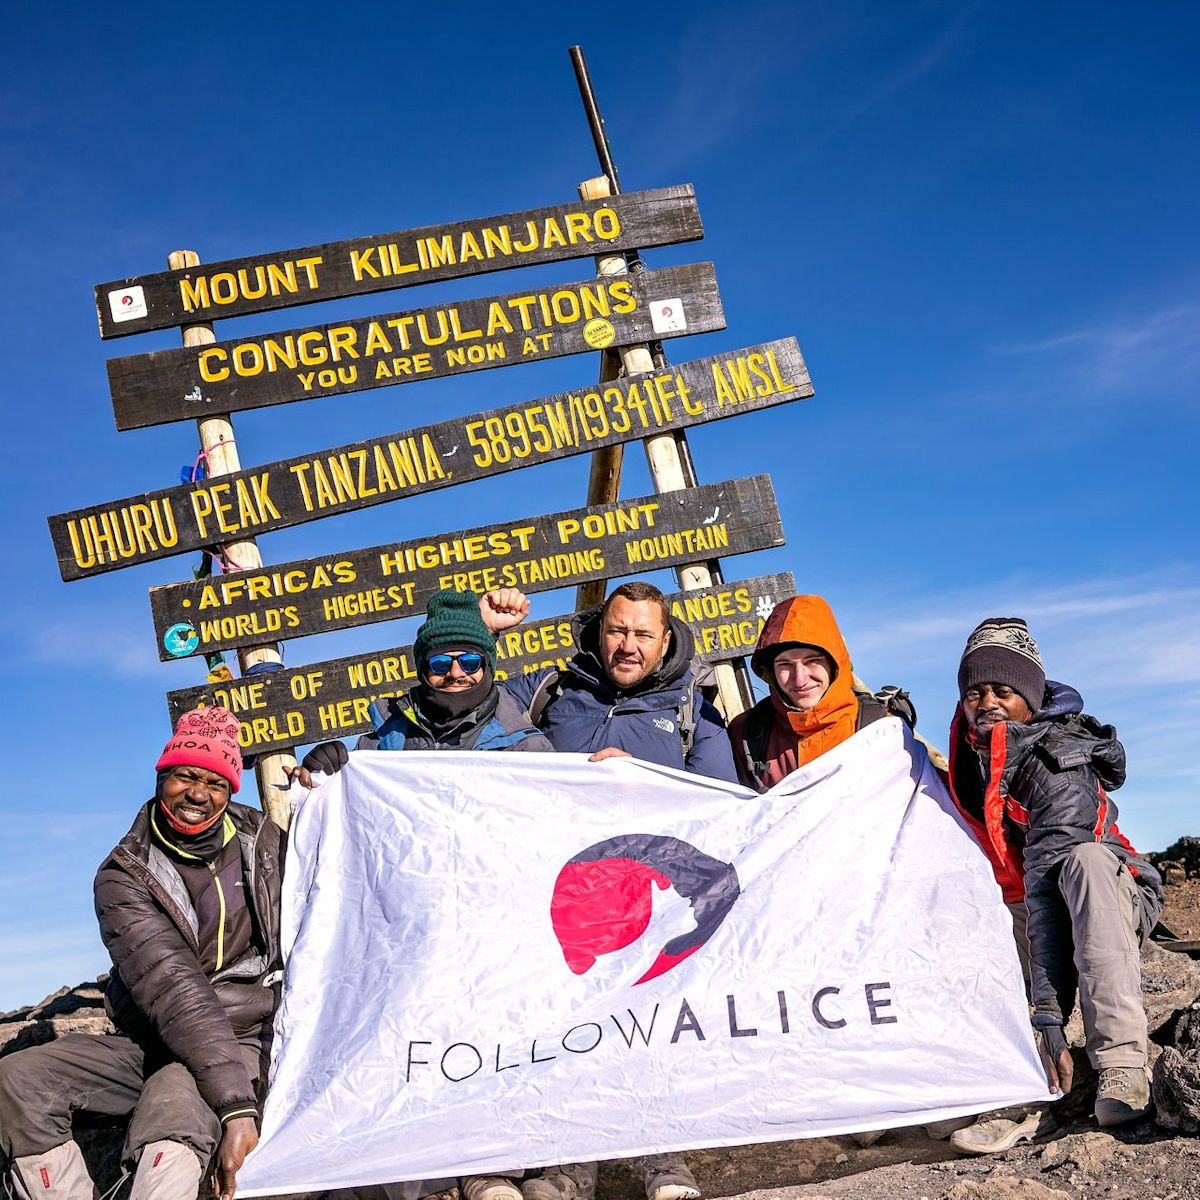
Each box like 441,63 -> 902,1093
2,1 -> 1197,1011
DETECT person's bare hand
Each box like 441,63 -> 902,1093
283,764 -> 314,789
480,588 -> 530,634
1035,1024 -> 1073,1094
588,747 -> 633,762
213,1116 -> 258,1200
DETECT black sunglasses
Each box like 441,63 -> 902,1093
425,651 -> 486,676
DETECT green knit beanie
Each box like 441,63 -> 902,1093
413,589 -> 496,669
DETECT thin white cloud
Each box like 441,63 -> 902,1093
632,4 -> 977,172
20,607 -> 163,680
839,566 -> 1200,849
995,302 -> 1200,399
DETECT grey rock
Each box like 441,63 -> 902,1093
1140,943 -> 1200,1036
1150,837 -> 1200,878
948,1178 -> 1073,1198
1152,1046 -> 1200,1135
0,979 -> 114,1058
1171,1003 -> 1200,1054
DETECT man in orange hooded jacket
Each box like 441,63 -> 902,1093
727,594 -> 903,791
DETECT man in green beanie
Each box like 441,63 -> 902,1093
292,588 -> 551,1200
299,587 -> 551,765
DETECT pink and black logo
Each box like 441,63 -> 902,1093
550,834 -> 741,985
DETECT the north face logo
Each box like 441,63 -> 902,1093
652,717 -> 675,733
550,834 -> 740,985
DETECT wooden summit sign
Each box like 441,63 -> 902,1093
52,339 -> 809,581
166,573 -> 797,755
95,185 -> 702,338
150,475 -> 783,661
108,263 -> 724,430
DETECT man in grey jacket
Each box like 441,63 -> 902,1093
945,618 -> 1162,1151
0,707 -> 282,1200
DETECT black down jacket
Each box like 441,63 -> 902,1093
972,702 -> 1163,1027
94,799 -> 285,1121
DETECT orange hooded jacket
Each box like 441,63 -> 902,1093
727,595 -> 860,790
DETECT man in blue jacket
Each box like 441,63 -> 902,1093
501,580 -> 738,785
301,583 -> 734,1200
499,581 -> 736,1200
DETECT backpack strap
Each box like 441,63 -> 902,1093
736,697 -> 776,790
526,669 -> 566,728
678,675 -> 697,758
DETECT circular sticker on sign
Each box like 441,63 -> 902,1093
163,622 -> 199,658
583,318 -> 616,349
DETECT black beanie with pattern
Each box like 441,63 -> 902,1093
957,617 -> 1046,711
413,589 -> 497,669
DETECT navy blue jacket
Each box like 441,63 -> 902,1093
502,608 -> 738,783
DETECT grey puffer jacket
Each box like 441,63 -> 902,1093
950,687 -> 1163,1027
95,800 -> 284,1122
502,607 -> 738,783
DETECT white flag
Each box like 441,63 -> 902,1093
237,720 -> 1050,1197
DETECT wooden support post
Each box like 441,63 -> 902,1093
575,175 -> 628,612
570,178 -> 748,719
170,250 -> 296,829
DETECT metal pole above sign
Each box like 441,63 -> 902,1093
568,45 -> 757,714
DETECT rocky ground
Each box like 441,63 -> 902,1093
5,838 -> 1200,1200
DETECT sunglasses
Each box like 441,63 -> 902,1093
425,651 -> 486,676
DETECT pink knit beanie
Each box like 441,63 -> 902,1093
155,706 -> 243,792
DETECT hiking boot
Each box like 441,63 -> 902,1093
949,1110 -> 1056,1155
462,1178 -> 523,1200
522,1171 -> 582,1200
923,1116 -> 977,1140
1095,1066 -> 1151,1127
524,1163 -> 596,1200
849,1130 -> 884,1147
642,1161 -> 700,1200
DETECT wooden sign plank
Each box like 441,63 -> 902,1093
95,186 -> 703,339
150,475 -> 784,662
108,263 -> 724,430
53,339 -> 809,581
166,573 -> 797,755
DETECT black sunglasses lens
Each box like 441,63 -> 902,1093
458,653 -> 484,672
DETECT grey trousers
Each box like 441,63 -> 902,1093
1057,842 -> 1149,1069
0,1032 -> 262,1167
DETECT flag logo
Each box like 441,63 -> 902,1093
550,833 -> 741,985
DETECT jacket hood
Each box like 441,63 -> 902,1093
1033,680 -> 1084,723
570,602 -> 696,696
748,594 -> 859,752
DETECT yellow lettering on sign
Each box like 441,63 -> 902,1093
556,502 -> 659,545
65,500 -> 180,569
347,655 -> 417,688
177,257 -> 323,313
624,523 -> 730,564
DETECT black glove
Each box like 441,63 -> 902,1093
301,740 -> 349,776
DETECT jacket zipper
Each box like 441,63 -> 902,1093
209,860 -> 227,972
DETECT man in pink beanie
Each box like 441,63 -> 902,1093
0,707 -> 285,1200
